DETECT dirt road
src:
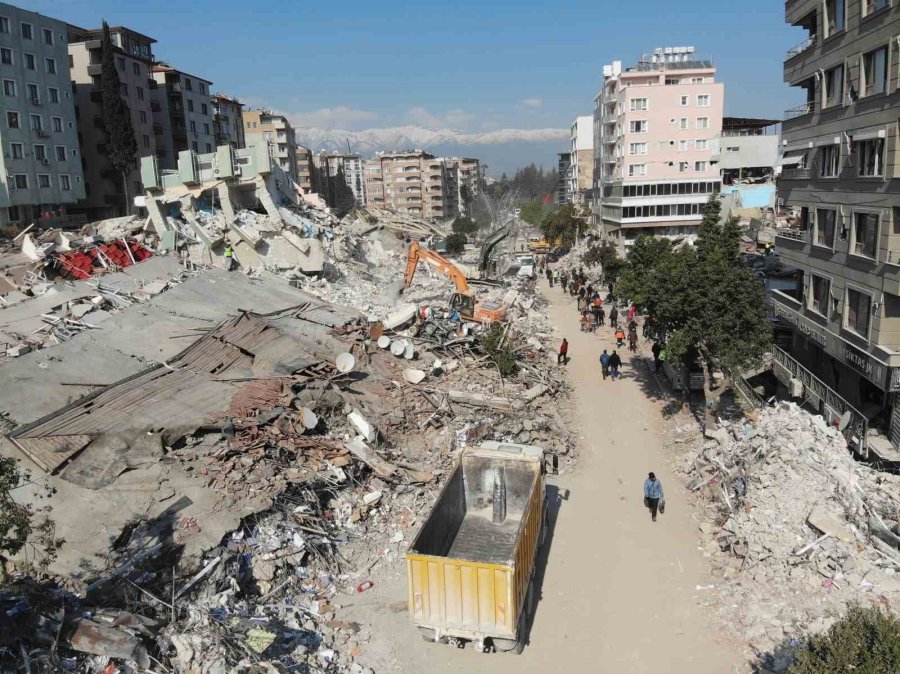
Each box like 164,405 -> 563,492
346,281 -> 742,673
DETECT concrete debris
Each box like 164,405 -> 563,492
674,401 -> 900,667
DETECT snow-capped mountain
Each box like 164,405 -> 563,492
293,125 -> 568,175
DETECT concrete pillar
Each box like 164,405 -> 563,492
217,182 -> 236,222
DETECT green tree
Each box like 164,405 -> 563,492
329,167 -> 356,217
451,216 -> 478,235
460,184 -> 473,215
617,235 -> 675,309
519,199 -> 548,226
446,232 -> 467,254
787,605 -> 900,673
100,21 -> 139,216
541,203 -> 585,248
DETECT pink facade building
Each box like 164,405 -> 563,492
593,47 -> 725,246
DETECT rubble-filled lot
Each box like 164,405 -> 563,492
0,189 -> 576,672
670,401 -> 900,671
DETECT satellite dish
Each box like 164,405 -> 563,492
838,411 -> 852,431
377,335 -> 392,349
403,368 -> 426,384
391,340 -> 407,357
335,352 -> 355,374
404,342 -> 416,360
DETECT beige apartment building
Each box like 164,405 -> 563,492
68,24 -> 154,219
211,93 -> 244,149
772,0 -> 900,460
444,157 -> 480,217
295,145 -> 315,194
242,110 -> 298,183
0,4 -> 86,226
151,65 -> 214,169
593,47 -> 725,247
368,151 -> 448,219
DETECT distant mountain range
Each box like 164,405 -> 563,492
293,125 -> 568,176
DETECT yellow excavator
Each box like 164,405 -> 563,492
403,241 -> 507,323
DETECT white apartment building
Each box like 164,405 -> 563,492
0,3 -> 85,227
593,47 -> 725,246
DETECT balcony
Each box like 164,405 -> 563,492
775,228 -> 809,243
785,34 -> 816,61
781,167 -> 812,180
167,82 -> 183,94
150,100 -> 161,112
87,63 -> 102,77
784,101 -> 816,120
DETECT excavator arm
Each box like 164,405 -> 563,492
404,241 -> 470,292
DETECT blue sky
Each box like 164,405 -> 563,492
26,0 -> 800,163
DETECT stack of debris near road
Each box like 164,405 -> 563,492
672,401 -> 900,666
1,192 -> 574,672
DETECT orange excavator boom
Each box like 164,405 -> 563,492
404,241 -> 470,293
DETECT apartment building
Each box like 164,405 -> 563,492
242,110 -> 297,183
317,152 -> 365,208
363,158 -> 383,207
567,116 -> 594,205
211,93 -> 244,149
557,152 -> 572,204
68,24 -> 154,220
151,65 -> 214,169
772,0 -> 900,460
592,47 -> 724,246
295,144 -> 315,194
0,4 -> 85,226
372,151 -> 448,219
443,157 -> 480,217
718,117 -> 780,185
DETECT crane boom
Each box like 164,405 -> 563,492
404,241 -> 470,293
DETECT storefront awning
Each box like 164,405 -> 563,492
779,154 -> 805,166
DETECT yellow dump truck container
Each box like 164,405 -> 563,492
406,441 -> 547,653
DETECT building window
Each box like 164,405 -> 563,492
120,83 -> 128,96
37,173 -> 50,188
45,58 -> 56,75
863,0 -> 889,16
42,28 -> 53,45
203,122 -> 209,134
695,139 -> 708,150
51,116 -> 62,132
48,86 -> 59,103
6,111 -> 18,128
819,144 -> 840,177
809,275 -> 831,316
133,62 -> 140,75
55,145 -> 66,160
190,120 -> 197,133
691,77 -> 704,84
117,57 -> 125,71
143,134 -> 150,148
26,82 -> 38,102
628,164 -> 646,176
137,86 -> 144,100
191,140 -> 198,152
29,113 -> 42,131
33,144 -> 45,160
853,212 -> 879,258
201,103 -> 208,115
678,140 -> 691,151
815,208 -> 837,247
825,0 -> 846,36
846,288 -> 871,337
187,99 -> 194,112
665,77 -> 679,85
0,48 -> 12,65
10,142 -> 22,158
20,22 -> 32,40
629,120 -> 647,133
59,174 -> 70,191
696,117 -> 710,129
697,95 -> 710,107
679,161 -> 690,172
858,138 -> 884,176
629,142 -> 647,155
863,46 -> 888,96
185,78 -> 192,91
824,64 -> 844,108
695,161 -> 707,171
679,117 -> 688,129
206,143 -> 212,152
2,79 -> 14,96
0,17 -> 8,33
140,110 -> 147,123
13,174 -> 27,189
680,95 -> 689,106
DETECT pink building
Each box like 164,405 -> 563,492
593,47 -> 725,246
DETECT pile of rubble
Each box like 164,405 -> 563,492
674,401 -> 900,665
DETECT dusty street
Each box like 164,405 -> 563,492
345,280 -> 743,673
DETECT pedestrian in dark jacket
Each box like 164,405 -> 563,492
609,307 -> 619,329
608,350 -> 622,380
652,342 -> 662,371
599,349 -> 610,380
558,338 -> 569,364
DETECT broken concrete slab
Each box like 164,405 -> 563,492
383,303 -> 417,331
807,504 -> 855,543
449,390 -> 514,411
348,410 -> 377,442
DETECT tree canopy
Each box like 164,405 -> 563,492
484,164 -> 558,203
445,233 -> 467,255
451,216 -> 478,235
616,195 -> 771,376
540,203 -> 585,249
100,21 -> 138,215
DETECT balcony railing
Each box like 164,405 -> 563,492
886,250 -> 900,266
781,167 -> 812,180
784,101 -> 816,120
775,228 -> 809,242
785,34 -> 816,60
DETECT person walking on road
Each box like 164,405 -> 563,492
560,272 -> 568,293
651,342 -> 662,371
608,350 -> 622,380
224,244 -> 235,271
596,305 -> 605,327
657,346 -> 667,373
545,267 -> 553,286
558,338 -> 569,364
599,349 -> 610,380
643,472 -> 665,522
628,326 -> 638,352
609,306 -> 619,330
